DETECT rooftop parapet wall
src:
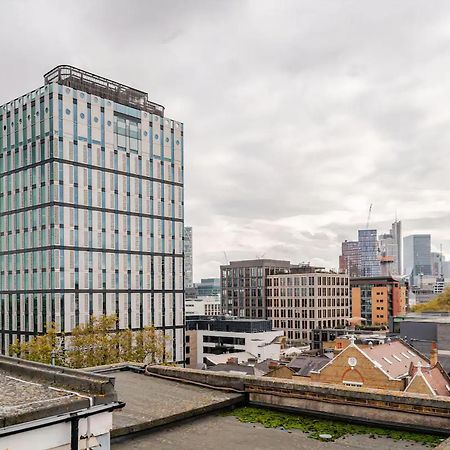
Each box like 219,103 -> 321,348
147,365 -> 450,433
0,355 -> 117,403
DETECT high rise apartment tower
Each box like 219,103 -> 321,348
0,66 -> 185,360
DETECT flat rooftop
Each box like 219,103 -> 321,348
44,65 -> 164,116
111,414 -> 434,450
0,356 -> 119,428
104,368 -> 243,437
0,369 -> 89,425
397,314 -> 450,324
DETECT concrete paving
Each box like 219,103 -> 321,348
110,370 -> 244,437
112,414 -> 438,450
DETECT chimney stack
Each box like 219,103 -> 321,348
430,342 -> 438,367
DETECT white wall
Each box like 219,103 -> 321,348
0,411 -> 113,450
195,329 -> 283,366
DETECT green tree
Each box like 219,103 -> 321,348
9,323 -> 65,365
10,315 -> 169,368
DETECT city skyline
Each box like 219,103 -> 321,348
1,1 -> 450,280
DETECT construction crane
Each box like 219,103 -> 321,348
366,204 -> 373,229
223,251 -> 229,265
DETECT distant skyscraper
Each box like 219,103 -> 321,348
379,220 -> 402,276
184,227 -> 193,288
339,240 -> 360,276
403,234 -> 431,282
358,229 -> 381,277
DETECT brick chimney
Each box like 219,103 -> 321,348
430,342 -> 438,367
227,357 -> 238,365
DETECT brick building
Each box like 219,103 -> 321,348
351,276 -> 407,326
310,338 -> 450,396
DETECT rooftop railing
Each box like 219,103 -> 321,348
44,65 -> 164,117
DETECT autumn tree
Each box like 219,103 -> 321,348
412,287 -> 450,313
9,315 -> 169,369
9,323 -> 65,365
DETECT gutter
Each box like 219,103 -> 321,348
0,402 -> 125,438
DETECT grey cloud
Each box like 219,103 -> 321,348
1,0 -> 450,278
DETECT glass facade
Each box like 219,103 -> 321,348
0,69 -> 185,361
403,234 -> 432,282
358,229 -> 381,277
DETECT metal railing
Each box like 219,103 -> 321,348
44,65 -> 164,117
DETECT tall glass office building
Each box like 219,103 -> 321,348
403,234 -> 432,281
0,66 -> 184,361
358,229 -> 381,277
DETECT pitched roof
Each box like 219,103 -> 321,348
207,364 -> 255,375
204,352 -> 256,366
254,359 -> 280,375
362,340 -> 428,379
288,355 -> 330,376
406,363 -> 450,397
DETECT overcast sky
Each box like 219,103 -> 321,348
1,0 -> 450,280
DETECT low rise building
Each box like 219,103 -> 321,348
0,355 -> 121,450
350,276 -> 407,326
312,328 -> 391,351
310,337 -> 450,396
266,268 -> 350,343
391,312 -> 450,373
185,296 -> 222,316
185,316 -> 283,368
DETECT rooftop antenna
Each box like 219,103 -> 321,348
366,203 -> 373,229
223,251 -> 229,265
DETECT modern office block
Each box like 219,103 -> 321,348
0,66 -> 184,361
266,269 -> 350,343
403,234 -> 432,282
379,220 -> 402,276
358,229 -> 381,277
220,259 -> 291,319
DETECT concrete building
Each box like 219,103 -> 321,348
339,240 -> 360,277
404,234 -> 432,282
351,276 -> 407,326
185,316 -> 283,368
0,355 -> 121,450
184,226 -> 193,289
358,229 -> 381,277
391,312 -> 450,373
266,269 -> 350,343
185,296 -> 222,316
220,259 -> 291,319
0,66 -> 184,360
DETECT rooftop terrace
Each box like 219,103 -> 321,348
44,65 -> 165,117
